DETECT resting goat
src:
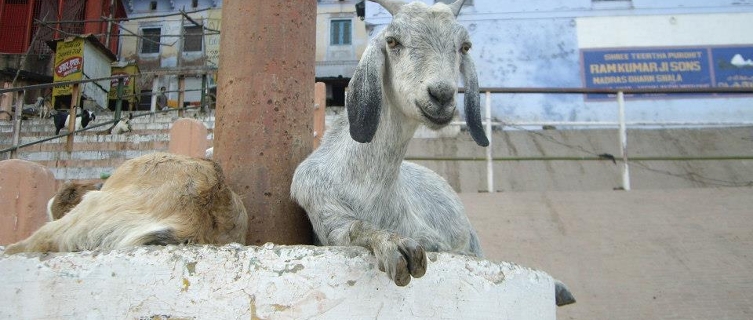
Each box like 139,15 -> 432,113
19,97 -> 51,119
97,113 -> 133,135
4,152 -> 247,254
291,0 -> 574,306
53,109 -> 95,135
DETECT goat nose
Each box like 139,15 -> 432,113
427,81 -> 455,106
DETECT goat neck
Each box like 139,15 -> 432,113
341,100 -> 419,183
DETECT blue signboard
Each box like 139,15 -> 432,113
581,45 -> 753,99
712,46 -> 753,88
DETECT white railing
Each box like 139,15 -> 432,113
453,87 -> 753,192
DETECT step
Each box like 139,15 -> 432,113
2,115 -> 215,181
0,114 -> 215,135
0,122 -> 214,145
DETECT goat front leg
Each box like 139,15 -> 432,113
349,220 -> 427,286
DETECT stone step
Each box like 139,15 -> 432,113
2,115 -> 216,181
0,117 -> 215,134
0,118 -> 214,144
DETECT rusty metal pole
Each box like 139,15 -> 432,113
177,76 -> 185,118
66,83 -> 80,153
215,0 -> 315,245
10,90 -> 23,159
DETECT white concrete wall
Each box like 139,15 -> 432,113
0,244 -> 556,320
82,41 -> 113,110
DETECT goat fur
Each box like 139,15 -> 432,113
4,152 -> 248,254
291,0 -> 575,306
47,181 -> 103,221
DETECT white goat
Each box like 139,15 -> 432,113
291,0 -> 574,306
110,113 -> 133,135
95,113 -> 133,136
4,152 -> 248,254
112,113 -> 133,134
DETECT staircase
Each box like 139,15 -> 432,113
0,112 -> 215,183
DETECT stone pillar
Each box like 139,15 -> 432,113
214,1 -> 315,245
168,118 -> 208,158
0,159 -> 56,245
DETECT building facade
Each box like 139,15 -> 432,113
0,0 -> 126,103
315,0 -> 369,107
117,0 -> 369,110
117,0 -> 221,110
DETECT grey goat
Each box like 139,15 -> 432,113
291,0 -> 574,306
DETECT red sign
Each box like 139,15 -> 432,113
55,56 -> 83,78
110,73 -> 131,87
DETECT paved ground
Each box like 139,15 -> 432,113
462,187 -> 753,320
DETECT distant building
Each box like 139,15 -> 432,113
117,0 -> 369,110
118,0 -> 221,110
316,0 -> 369,107
0,0 -> 126,103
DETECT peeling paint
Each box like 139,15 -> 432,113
185,262 -> 196,276
181,278 -> 190,292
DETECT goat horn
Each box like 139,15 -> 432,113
447,0 -> 466,16
369,0 -> 406,16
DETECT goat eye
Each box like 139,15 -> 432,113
386,37 -> 400,49
461,43 -> 472,54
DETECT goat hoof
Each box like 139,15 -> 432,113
399,237 -> 427,278
376,237 -> 428,286
555,279 -> 576,306
393,254 -> 412,286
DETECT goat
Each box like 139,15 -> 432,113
110,113 -> 133,134
37,97 -> 52,119
97,113 -> 133,135
291,0 -> 575,306
53,109 -> 95,135
21,97 -> 50,120
46,181 -> 103,221
4,152 -> 248,254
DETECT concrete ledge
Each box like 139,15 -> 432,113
0,244 -> 555,319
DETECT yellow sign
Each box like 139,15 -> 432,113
109,64 -> 140,103
52,38 -> 85,97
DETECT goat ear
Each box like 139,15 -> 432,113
461,54 -> 489,147
369,0 -> 406,16
347,39 -> 385,143
448,0 -> 466,16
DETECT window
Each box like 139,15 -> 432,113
183,26 -> 203,52
191,0 -> 198,8
149,1 -> 157,10
330,20 -> 352,46
141,28 -> 161,54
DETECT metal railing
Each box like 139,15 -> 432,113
4,80 -> 753,190
443,86 -> 753,192
1,71 -> 214,158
